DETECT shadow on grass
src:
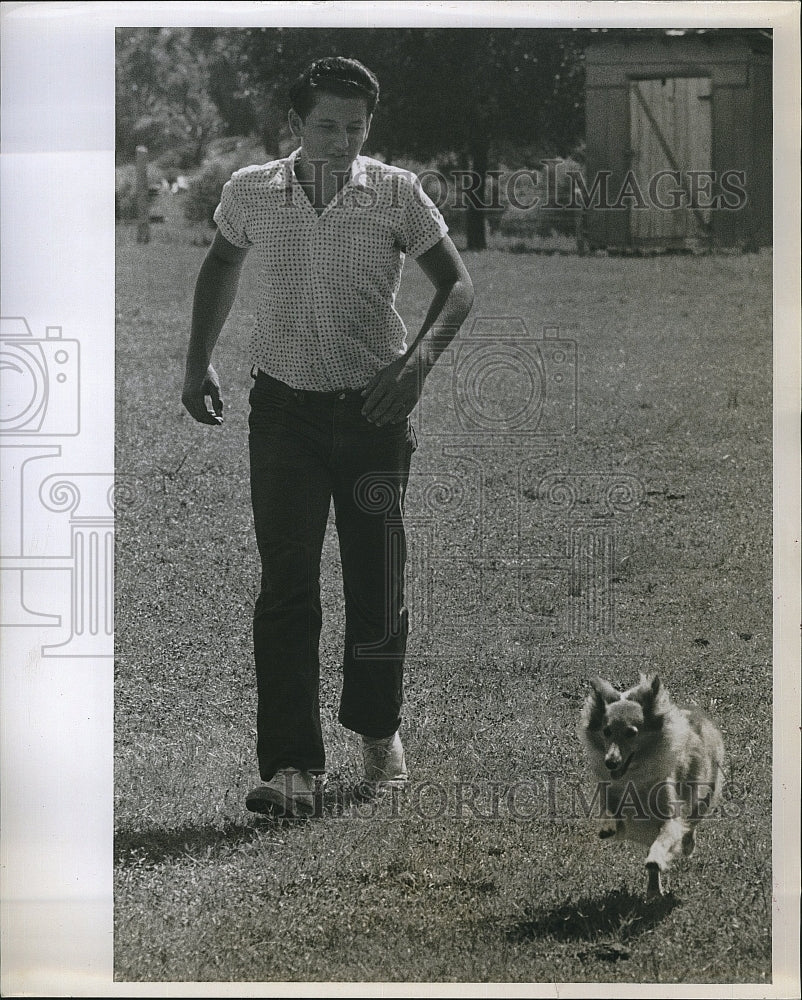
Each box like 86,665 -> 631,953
114,818 -> 303,867
114,780 -> 376,867
508,889 -> 679,945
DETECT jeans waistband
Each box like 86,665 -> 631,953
252,368 -> 364,403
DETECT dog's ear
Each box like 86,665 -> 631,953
581,677 -> 619,730
638,674 -> 670,727
591,677 -> 621,703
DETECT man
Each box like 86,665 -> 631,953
182,56 -> 474,818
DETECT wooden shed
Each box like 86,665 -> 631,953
582,30 -> 772,251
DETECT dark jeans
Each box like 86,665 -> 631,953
248,370 -> 416,781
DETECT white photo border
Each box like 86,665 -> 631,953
0,2 -> 798,996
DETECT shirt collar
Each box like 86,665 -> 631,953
282,148 -> 368,190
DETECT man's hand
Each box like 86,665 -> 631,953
361,354 -> 425,426
182,232 -> 248,428
362,237 -> 473,428
182,365 -> 224,426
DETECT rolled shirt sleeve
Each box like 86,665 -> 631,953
401,178 -> 450,259
213,174 -> 253,249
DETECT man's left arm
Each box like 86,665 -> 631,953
361,236 -> 474,425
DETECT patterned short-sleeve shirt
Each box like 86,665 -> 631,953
213,148 -> 449,391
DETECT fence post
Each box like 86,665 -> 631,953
136,145 -> 150,244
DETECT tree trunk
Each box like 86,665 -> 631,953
465,138 -> 488,251
135,145 -> 150,244
260,102 -> 284,159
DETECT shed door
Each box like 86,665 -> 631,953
629,77 -> 712,245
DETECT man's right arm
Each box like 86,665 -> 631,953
182,231 -> 249,425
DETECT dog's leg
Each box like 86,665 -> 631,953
645,862 -> 663,899
681,826 -> 697,856
645,816 -> 689,886
599,819 -> 621,840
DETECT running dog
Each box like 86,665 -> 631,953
579,674 -> 725,898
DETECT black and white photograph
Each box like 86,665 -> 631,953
1,2 -> 799,995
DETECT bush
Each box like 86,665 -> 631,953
534,157 -> 585,237
115,162 -> 165,221
180,146 -> 584,240
183,138 -> 268,226
390,156 -> 470,236
389,155 -> 582,241
156,146 -> 200,181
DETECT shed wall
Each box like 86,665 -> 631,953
583,38 -> 772,249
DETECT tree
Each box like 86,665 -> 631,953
116,28 -> 224,165
232,28 -> 587,248
189,29 -> 261,139
116,27 -> 589,247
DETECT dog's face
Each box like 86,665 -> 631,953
581,675 -> 668,780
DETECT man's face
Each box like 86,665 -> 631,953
290,92 -> 372,175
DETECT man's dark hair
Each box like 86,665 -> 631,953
289,56 -> 380,119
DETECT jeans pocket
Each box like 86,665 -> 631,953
249,383 -> 292,437
250,378 -> 294,411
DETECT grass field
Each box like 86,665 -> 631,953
115,216 -> 773,985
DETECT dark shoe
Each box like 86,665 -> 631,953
245,768 -> 316,818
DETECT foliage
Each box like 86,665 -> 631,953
232,28 -> 586,157
155,146 -> 201,180
190,28 -> 261,138
230,28 -> 587,248
116,26 -> 592,247
183,137 -> 268,225
392,154 -> 585,240
116,27 -> 225,165
115,162 -> 165,221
